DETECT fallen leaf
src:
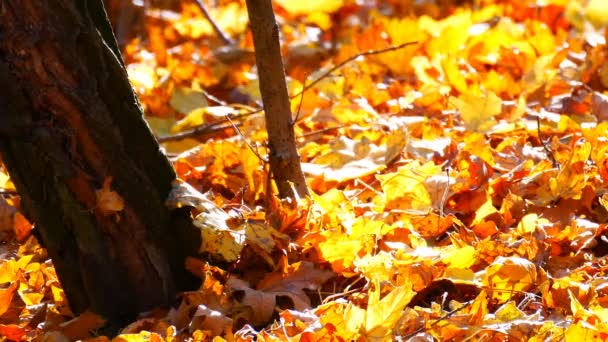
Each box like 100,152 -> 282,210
96,177 -> 124,215
449,91 -> 502,132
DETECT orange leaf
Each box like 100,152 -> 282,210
0,281 -> 18,317
0,324 -> 28,341
13,212 -> 32,242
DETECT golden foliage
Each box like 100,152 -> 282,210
4,0 -> 608,340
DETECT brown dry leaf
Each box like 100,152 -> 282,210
227,262 -> 333,325
189,304 -> 233,337
95,177 -> 125,215
302,135 -> 388,182
166,181 -> 242,260
60,310 -> 107,340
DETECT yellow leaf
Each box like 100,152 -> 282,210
467,290 -> 489,325
172,106 -> 236,133
304,135 -> 387,182
442,245 -> 477,269
483,256 -> 537,302
564,321 -> 603,342
549,140 -> 592,200
274,0 -> 343,15
516,213 -> 550,235
199,225 -> 244,262
449,91 -> 501,132
167,181 -> 242,261
317,301 -> 360,341
311,188 -> 355,230
495,301 -> 525,321
585,0 -> 608,28
113,331 -> 165,342
127,63 -> 158,92
242,221 -> 277,254
470,196 -> 499,227
18,281 -> 44,306
169,86 -> 207,115
174,3 -> 248,38
364,279 -> 416,341
318,236 -> 363,271
377,161 -> 441,212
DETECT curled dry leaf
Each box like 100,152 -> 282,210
95,177 -> 124,215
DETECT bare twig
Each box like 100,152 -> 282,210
439,168 -> 450,217
291,76 -> 306,124
290,41 -> 418,100
536,116 -> 559,169
403,300 -> 474,339
297,124 -> 346,139
201,88 -> 227,106
156,109 -> 262,142
0,189 -> 18,196
159,41 -> 418,143
157,122 -> 236,143
225,115 -> 266,163
192,0 -> 234,45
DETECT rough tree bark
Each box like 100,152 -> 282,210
0,0 -> 198,323
245,0 -> 310,199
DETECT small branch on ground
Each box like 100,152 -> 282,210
161,42 -> 418,143
0,189 -> 18,196
156,110 -> 261,142
192,0 -> 234,45
290,41 -> 418,100
536,116 -> 559,169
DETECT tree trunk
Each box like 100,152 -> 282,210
0,0 -> 198,323
245,0 -> 309,199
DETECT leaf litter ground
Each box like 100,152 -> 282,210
3,0 -> 608,340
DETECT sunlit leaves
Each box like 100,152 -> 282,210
583,0 -> 608,28
304,135 -> 388,182
316,279 -> 416,341
377,161 -> 442,212
169,86 -> 208,115
449,91 -> 502,132
6,0 -> 608,340
274,0 -> 343,15
174,2 -> 248,39
483,257 -> 539,303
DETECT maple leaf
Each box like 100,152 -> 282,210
227,262 -> 333,326
449,91 -> 502,132
344,279 -> 416,341
483,257 -> 539,303
377,160 -> 442,212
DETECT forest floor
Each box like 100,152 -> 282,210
3,0 -> 608,340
